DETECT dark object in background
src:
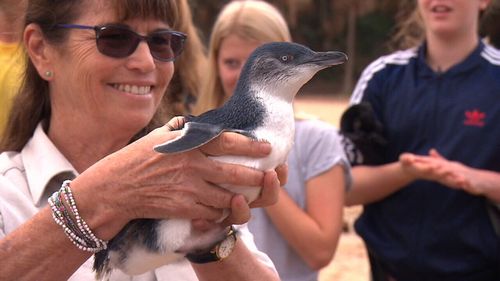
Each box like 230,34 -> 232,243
340,102 -> 388,166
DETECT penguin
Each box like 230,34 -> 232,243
94,42 -> 348,278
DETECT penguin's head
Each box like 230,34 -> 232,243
236,42 -> 347,100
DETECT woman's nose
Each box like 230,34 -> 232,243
126,41 -> 156,72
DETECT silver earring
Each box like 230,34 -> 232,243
45,71 -> 52,77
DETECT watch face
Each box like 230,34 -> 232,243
218,234 -> 236,259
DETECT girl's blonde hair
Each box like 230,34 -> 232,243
192,0 -> 291,114
388,1 -> 424,51
389,0 -> 495,51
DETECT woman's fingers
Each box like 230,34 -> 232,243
222,168 -> 281,224
113,129 -> 281,224
178,203 -> 226,222
201,132 -> 271,157
165,116 -> 186,131
223,194 -> 251,225
199,159 -> 265,187
275,163 -> 288,186
250,169 -> 280,208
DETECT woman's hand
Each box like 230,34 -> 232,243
72,118 -> 282,239
190,127 -> 286,225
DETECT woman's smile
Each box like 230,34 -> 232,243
111,83 -> 154,95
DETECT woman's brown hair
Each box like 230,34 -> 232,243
165,0 -> 207,117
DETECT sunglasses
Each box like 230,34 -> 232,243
56,24 -> 187,62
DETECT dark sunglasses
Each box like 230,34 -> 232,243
56,24 -> 187,62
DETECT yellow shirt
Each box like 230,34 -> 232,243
0,42 -> 24,136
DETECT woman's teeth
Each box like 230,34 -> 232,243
432,6 -> 451,13
113,84 -> 152,95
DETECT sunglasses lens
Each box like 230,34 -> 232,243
148,32 -> 185,62
96,27 -> 138,58
95,25 -> 185,61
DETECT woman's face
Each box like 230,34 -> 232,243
418,0 -> 490,38
48,1 -> 174,136
217,34 -> 261,98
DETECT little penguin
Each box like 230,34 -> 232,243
93,42 -> 347,279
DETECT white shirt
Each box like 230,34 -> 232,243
249,119 -> 351,281
0,123 -> 276,280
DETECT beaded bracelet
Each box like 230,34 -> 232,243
49,192 -> 89,247
48,180 -> 108,253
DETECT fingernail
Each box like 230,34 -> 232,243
259,142 -> 272,154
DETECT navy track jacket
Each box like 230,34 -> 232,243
351,41 -> 500,281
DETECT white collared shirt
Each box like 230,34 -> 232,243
0,123 -> 276,280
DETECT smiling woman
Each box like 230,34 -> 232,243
0,1 -> 285,280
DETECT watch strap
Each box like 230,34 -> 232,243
186,226 -> 237,264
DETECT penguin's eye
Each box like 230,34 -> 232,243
281,55 -> 293,62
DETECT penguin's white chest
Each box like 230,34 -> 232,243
210,100 -> 295,201
214,100 -> 294,169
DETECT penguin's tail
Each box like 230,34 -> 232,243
93,249 -> 112,280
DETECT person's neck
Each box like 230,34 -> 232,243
425,32 -> 479,73
0,7 -> 24,43
48,116 -> 134,173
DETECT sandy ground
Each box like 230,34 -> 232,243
294,95 -> 370,281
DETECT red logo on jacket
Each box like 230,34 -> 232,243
463,109 -> 485,127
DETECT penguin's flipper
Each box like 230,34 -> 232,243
154,122 -> 226,154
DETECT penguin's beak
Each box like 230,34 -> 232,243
308,51 -> 348,67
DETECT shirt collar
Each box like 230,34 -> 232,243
417,39 -> 484,77
21,122 -> 77,205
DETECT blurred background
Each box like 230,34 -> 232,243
188,1 -> 500,280
190,0 -> 404,97
189,0 -> 500,98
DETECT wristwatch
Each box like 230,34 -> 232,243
186,226 -> 237,264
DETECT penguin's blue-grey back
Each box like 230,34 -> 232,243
190,42 -> 319,133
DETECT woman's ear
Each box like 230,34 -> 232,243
24,23 -> 55,81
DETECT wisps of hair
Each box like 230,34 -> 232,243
114,0 -> 179,28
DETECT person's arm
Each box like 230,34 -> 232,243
0,124 -> 281,281
345,163 -> 414,206
264,165 -> 345,269
190,168 -> 285,281
0,208 -> 91,281
463,168 -> 500,203
400,149 -> 500,203
191,238 -> 279,281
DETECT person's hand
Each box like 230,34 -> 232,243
221,164 -> 287,225
73,117 -> 275,239
167,117 -> 288,209
400,149 -> 476,193
192,130 -> 287,225
251,164 -> 287,208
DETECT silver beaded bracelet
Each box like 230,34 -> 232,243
48,180 -> 108,253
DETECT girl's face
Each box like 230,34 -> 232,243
217,34 -> 261,98
418,0 -> 490,39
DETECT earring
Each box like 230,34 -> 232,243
45,71 -> 52,77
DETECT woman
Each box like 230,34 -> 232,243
0,1 -> 284,280
194,1 -> 349,281
346,0 -> 500,280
